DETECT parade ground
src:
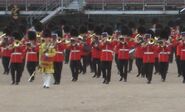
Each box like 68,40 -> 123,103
0,60 -> 185,112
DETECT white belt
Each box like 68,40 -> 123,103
159,52 -> 169,54
144,52 -> 154,54
56,51 -> 63,54
12,52 -> 22,55
181,49 -> 185,52
102,50 -> 113,54
71,50 -> 80,53
27,52 -> 37,54
119,49 -> 129,51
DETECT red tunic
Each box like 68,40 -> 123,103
100,42 -> 114,61
54,43 -> 66,62
142,45 -> 155,63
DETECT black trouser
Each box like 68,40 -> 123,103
115,54 -> 120,73
181,60 -> 185,81
135,58 -> 143,76
176,56 -> 182,76
119,59 -> 128,80
169,47 -> 176,63
154,58 -> 159,73
128,58 -> 133,72
54,62 -> 63,83
70,60 -> 81,80
82,55 -> 89,74
159,62 -> 169,81
143,63 -> 154,82
26,62 -> 38,80
92,58 -> 101,77
101,61 -> 112,83
2,56 -> 10,74
10,63 -> 23,83
65,49 -> 70,64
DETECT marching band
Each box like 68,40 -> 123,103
1,19 -> 185,88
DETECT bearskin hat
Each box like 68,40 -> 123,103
146,30 -> 155,38
103,25 -> 113,36
160,28 -> 170,40
138,18 -> 145,26
168,20 -> 176,28
3,26 -> 12,36
155,24 -> 163,37
94,25 -> 102,35
79,25 -> 87,34
87,23 -> 94,31
60,19 -> 66,26
63,25 -> 71,33
138,26 -> 146,35
151,18 -> 159,25
33,19 -> 43,32
42,28 -> 51,38
12,32 -> 22,40
128,21 -> 136,29
70,28 -> 78,37
121,25 -> 129,36
28,31 -> 36,40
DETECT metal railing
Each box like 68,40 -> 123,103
85,0 -> 185,10
0,0 -> 74,11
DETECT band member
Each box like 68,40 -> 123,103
127,22 -> 137,73
68,29 -> 82,82
179,32 -> 185,83
91,25 -> 102,78
63,25 -> 71,64
26,31 -> 39,82
116,35 -> 131,82
157,38 -> 171,82
135,26 -> 145,77
100,26 -> 115,84
0,27 -> 13,75
78,25 -> 91,74
39,29 -> 56,88
142,34 -> 155,84
10,32 -> 25,85
53,32 -> 66,85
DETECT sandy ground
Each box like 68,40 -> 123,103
0,59 -> 185,112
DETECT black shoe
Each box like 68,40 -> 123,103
11,81 -> 15,85
43,85 -> 46,88
96,75 -> 100,78
105,81 -> 109,84
15,82 -> 19,85
183,80 -> 185,83
119,77 -> 123,81
154,71 -> 158,75
178,74 -> 181,77
147,81 -> 151,84
136,74 -> 140,77
45,86 -> 50,89
53,82 -> 58,85
103,80 -> 106,84
92,74 -> 96,78
124,79 -> 127,82
72,78 -> 75,82
162,79 -> 165,82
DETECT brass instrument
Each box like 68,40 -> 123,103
135,34 -> 145,44
106,36 -> 112,42
148,38 -> 155,45
14,40 -> 21,47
